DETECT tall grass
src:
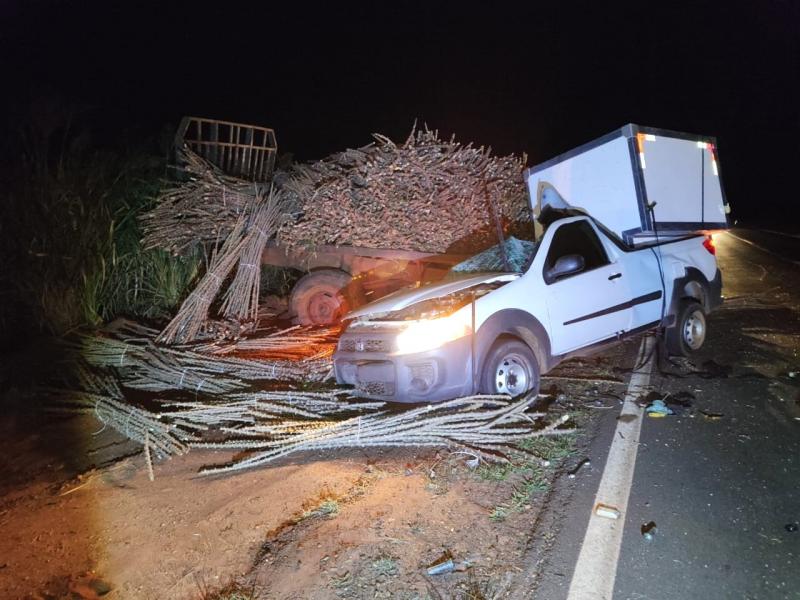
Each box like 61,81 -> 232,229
0,111 -> 201,340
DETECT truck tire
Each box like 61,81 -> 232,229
290,269 -> 353,326
480,337 -> 540,397
665,300 -> 707,356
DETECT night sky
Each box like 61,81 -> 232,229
2,0 -> 798,224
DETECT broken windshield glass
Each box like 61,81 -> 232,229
449,236 -> 538,275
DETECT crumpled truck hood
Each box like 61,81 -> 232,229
346,272 -> 519,320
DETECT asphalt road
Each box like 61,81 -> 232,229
528,230 -> 800,600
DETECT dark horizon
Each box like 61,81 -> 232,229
2,0 -> 798,224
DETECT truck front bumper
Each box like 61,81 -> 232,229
333,328 -> 475,403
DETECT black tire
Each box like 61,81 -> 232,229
665,300 -> 707,356
480,337 -> 540,397
289,269 -> 353,326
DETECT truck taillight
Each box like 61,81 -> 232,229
703,235 -> 716,255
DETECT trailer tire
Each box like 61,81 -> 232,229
665,300 -> 707,356
480,337 -> 540,397
290,269 -> 353,326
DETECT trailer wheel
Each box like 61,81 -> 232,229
290,269 -> 353,326
480,337 -> 540,397
665,300 -> 707,356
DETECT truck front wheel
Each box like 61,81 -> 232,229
665,300 -> 707,356
290,269 -> 353,326
480,338 -> 540,397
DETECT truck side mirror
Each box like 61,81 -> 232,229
546,254 -> 585,283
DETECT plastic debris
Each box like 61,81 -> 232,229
700,410 -> 724,421
595,504 -> 621,520
788,371 -> 798,379
641,521 -> 658,541
427,551 -> 455,575
786,523 -> 799,533
427,559 -> 455,575
646,399 -> 673,417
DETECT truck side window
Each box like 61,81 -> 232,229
545,221 -> 609,275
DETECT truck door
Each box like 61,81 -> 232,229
542,220 -> 633,354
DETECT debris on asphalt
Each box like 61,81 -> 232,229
646,399 -> 674,417
568,458 -> 591,478
697,359 -> 732,379
786,523 -> 799,533
664,391 -> 695,415
595,504 -> 621,520
700,410 -> 725,421
641,521 -> 658,541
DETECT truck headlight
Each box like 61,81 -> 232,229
395,315 -> 471,355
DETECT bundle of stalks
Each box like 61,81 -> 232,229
154,391 -> 385,430
157,216 -> 249,344
194,393 -> 571,476
277,127 -> 529,253
42,367 -> 189,458
140,149 -> 267,255
221,190 -> 285,323
46,353 -> 571,477
195,325 -> 340,359
77,324 -> 332,395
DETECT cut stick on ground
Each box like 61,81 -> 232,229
194,394 -> 571,476
42,364 -> 571,478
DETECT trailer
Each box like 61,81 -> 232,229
175,116 -> 464,325
261,243 -> 462,325
524,123 -> 730,245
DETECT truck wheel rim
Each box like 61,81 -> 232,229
683,310 -> 706,350
494,353 -> 531,396
308,291 -> 342,325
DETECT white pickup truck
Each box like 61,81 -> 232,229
334,125 -> 730,402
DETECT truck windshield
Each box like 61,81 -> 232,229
449,236 -> 538,275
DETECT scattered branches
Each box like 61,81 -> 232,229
194,394 -> 571,476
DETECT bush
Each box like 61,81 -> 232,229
0,107 -> 200,340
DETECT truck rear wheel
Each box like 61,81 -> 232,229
290,269 -> 353,326
666,300 -> 707,356
480,338 -> 540,397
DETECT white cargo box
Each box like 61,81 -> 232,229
524,124 -> 730,245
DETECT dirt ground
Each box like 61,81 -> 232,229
0,349 -> 628,600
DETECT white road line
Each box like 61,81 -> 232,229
727,232 -> 800,267
759,229 -> 800,240
566,335 -> 655,600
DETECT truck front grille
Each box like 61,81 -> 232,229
339,337 -> 389,353
356,381 -> 395,397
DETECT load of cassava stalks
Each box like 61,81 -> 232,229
139,126 -> 529,343
141,126 -> 529,257
277,127 -> 529,253
140,149 -> 273,256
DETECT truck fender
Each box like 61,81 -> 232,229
668,267 -> 713,316
475,309 -> 554,375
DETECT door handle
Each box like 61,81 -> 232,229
608,272 -> 622,281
